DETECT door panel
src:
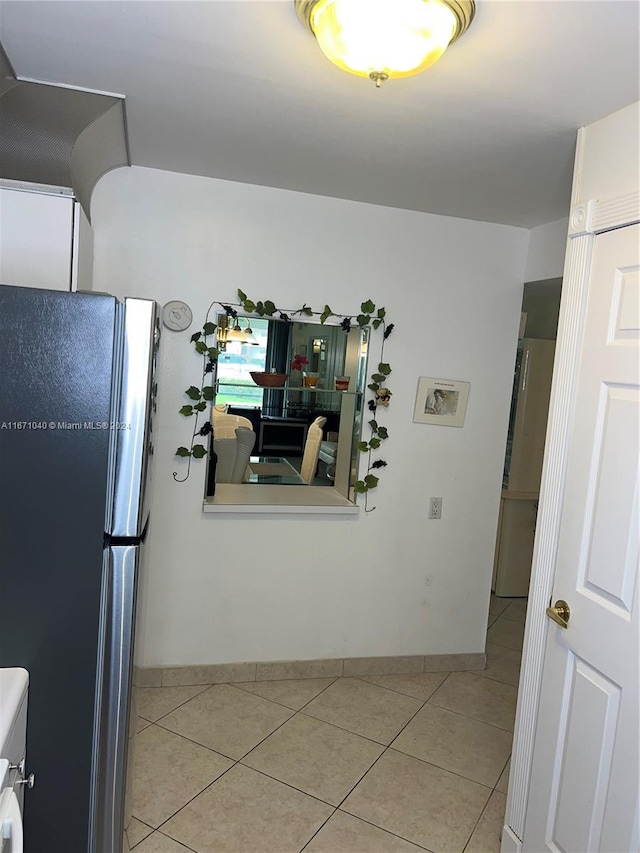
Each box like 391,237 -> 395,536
522,224 -> 639,853
582,385 -> 638,610
552,655 -> 620,853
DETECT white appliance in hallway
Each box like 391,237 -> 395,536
0,668 -> 29,853
493,338 -> 555,598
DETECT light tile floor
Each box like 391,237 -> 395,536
128,595 -> 526,853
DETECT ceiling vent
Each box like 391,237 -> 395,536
0,47 -> 129,218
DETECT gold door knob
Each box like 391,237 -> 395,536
546,599 -> 570,629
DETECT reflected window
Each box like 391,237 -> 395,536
215,318 -> 269,408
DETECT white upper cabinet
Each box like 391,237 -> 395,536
0,187 -> 93,291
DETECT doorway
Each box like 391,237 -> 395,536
492,278 -> 562,602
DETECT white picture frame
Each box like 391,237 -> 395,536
413,377 -> 470,427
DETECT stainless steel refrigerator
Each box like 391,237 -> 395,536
0,284 -> 159,852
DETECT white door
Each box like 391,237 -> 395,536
522,223 -> 639,852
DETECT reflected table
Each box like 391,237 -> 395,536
246,456 -> 306,486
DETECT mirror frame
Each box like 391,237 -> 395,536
174,290 -> 394,512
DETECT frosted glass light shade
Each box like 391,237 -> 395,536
297,0 -> 475,84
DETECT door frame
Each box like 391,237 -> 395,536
504,128 -> 640,850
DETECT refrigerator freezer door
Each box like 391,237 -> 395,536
94,544 -> 140,853
111,298 -> 160,537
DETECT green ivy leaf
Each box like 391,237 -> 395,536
371,373 -> 386,383
378,363 -> 391,375
354,480 -> 368,493
264,300 -> 276,316
357,314 -> 370,327
368,382 -> 380,392
194,401 -> 207,412
190,332 -> 201,343
202,386 -> 215,401
179,405 -> 194,416
237,289 -> 247,302
185,386 -> 201,400
255,301 -> 265,316
243,299 -> 256,313
357,441 -> 369,452
207,347 -> 219,360
300,304 -> 313,316
364,474 -> 379,488
175,446 -> 191,457
372,319 -> 382,330
320,305 -> 333,324
194,340 -> 207,354
368,419 -> 378,430
369,437 -> 381,449
361,299 -> 376,314
203,322 -> 216,336
377,307 -> 386,319
377,426 -> 389,440
191,445 -> 207,459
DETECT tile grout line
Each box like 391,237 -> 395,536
152,760 -> 240,843
492,754 -> 511,793
137,683 -> 213,725
151,719 -> 241,762
384,746 -> 498,792
127,819 -> 154,851
425,698 -> 515,734
299,805 -> 436,853
232,676 -> 340,713
297,806 -> 339,853
148,828 -> 200,853
483,641 -> 524,653
460,782 -> 497,853
351,672 -> 450,701
426,673 -> 517,733
473,666 -> 521,689
330,683 -> 435,810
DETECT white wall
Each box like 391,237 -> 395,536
91,166 -> 529,667
573,100 -> 640,203
524,217 -> 569,283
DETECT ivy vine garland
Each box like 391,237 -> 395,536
174,290 -> 394,511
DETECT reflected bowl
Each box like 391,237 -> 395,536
250,371 -> 288,387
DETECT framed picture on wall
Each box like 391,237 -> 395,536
413,377 -> 470,427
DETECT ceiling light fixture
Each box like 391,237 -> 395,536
243,320 -> 260,346
295,0 -> 475,87
226,320 -> 248,343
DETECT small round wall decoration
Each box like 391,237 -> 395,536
162,300 -> 193,332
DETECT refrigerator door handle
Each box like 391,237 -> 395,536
94,544 -> 139,853
111,298 -> 159,538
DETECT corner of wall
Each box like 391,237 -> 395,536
524,217 -> 569,283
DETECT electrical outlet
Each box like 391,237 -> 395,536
428,497 -> 442,519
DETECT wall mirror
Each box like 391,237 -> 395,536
206,313 -> 369,500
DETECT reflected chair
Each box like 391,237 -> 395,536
319,431 -> 338,480
213,404 -> 256,483
212,404 -> 253,439
300,416 -> 327,485
214,427 -> 256,484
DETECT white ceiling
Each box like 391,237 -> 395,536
1,0 -> 638,227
